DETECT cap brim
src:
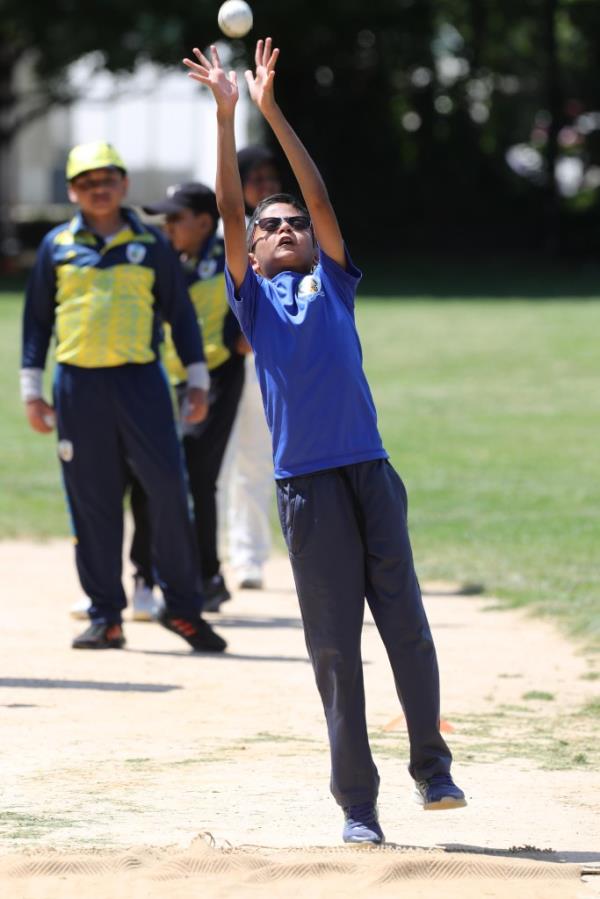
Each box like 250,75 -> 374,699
142,199 -> 186,215
68,164 -> 125,181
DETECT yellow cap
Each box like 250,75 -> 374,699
66,141 -> 126,181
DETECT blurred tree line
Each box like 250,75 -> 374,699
3,0 -> 600,256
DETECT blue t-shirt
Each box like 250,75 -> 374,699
225,248 -> 387,479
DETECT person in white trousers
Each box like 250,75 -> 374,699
219,146 -> 283,591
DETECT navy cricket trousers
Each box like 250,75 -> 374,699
179,353 -> 245,581
276,458 -> 452,807
128,353 -> 245,585
54,362 -> 203,625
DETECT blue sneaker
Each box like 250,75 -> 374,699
415,773 -> 466,810
342,802 -> 385,844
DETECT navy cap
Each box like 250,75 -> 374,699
143,182 -> 218,219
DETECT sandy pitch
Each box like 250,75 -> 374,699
1,539 -> 598,898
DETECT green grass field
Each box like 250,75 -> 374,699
2,267 -> 599,647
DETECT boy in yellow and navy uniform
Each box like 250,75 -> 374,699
131,183 -> 247,611
20,141 -> 226,653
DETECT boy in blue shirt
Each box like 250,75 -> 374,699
185,39 -> 466,843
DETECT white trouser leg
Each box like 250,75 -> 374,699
218,355 -> 273,579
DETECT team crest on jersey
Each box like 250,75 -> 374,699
198,258 -> 218,280
126,243 -> 147,264
296,273 -> 322,300
57,440 -> 74,463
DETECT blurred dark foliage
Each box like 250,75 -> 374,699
3,0 -> 600,256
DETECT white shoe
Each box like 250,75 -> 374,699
236,567 -> 264,590
70,594 -> 92,620
131,577 -> 161,621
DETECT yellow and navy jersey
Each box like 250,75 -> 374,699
163,235 -> 241,384
22,208 -> 204,371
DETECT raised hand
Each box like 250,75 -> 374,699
183,45 -> 238,114
245,38 -> 280,114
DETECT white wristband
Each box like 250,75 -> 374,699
186,362 -> 210,391
20,368 -> 44,402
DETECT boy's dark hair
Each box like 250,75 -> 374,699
238,146 -> 277,185
238,146 -> 282,214
246,193 -> 310,250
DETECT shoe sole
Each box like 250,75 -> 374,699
72,641 -> 125,650
422,796 -> 467,810
70,610 -> 90,620
158,618 -> 227,653
203,595 -> 231,613
343,837 -> 385,846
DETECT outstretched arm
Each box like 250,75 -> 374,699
183,45 -> 248,288
21,237 -> 57,434
246,39 -> 346,269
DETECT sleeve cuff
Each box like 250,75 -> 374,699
20,368 -> 44,402
186,362 -> 210,391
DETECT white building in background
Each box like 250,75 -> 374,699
13,50 -> 254,211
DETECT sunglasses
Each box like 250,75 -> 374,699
255,215 -> 312,233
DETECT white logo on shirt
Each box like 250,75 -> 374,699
296,273 -> 322,300
198,259 -> 218,280
126,243 -> 147,264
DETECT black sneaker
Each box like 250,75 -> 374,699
415,773 -> 467,810
72,622 -> 125,649
203,574 -> 231,613
158,610 -> 227,652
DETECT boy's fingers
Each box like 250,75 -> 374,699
229,71 -> 238,87
187,72 -> 210,86
255,39 -> 263,67
183,58 -> 208,76
192,47 -> 212,69
267,47 -> 280,71
184,64 -> 210,85
26,400 -> 54,434
263,37 -> 272,66
210,44 -> 220,66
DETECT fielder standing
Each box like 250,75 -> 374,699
21,141 -> 226,653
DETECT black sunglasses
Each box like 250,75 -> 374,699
255,215 -> 312,233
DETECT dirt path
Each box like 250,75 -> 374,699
1,539 -> 598,897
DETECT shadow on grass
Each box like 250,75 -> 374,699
377,840 -> 600,866
358,256 -> 600,301
0,677 -> 180,692
204,615 -> 304,630
125,649 -> 311,663
441,842 -> 600,865
6,258 -> 600,302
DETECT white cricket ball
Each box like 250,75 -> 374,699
217,0 -> 253,39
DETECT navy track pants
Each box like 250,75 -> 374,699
276,458 -> 452,807
128,353 -> 245,585
178,353 -> 245,580
54,362 -> 203,625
